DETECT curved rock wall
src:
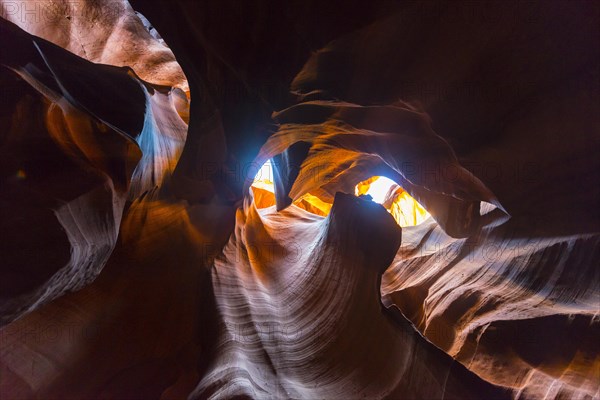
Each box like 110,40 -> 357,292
0,1 -> 598,399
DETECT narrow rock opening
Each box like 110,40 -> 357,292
250,160 -> 430,226
250,159 -> 331,216
356,176 -> 430,227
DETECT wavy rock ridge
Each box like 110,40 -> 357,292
1,1 -> 599,399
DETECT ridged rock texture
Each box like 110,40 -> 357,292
1,1 -> 599,399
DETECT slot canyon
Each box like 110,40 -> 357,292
0,1 -> 598,399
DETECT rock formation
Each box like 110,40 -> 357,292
0,1 -> 598,399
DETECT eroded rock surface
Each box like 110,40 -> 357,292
1,1 -> 598,399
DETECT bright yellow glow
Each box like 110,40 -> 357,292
389,190 -> 431,227
252,165 -> 428,225
254,159 -> 274,188
251,159 -> 276,208
356,176 -> 430,227
295,193 -> 332,216
251,160 -> 331,215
